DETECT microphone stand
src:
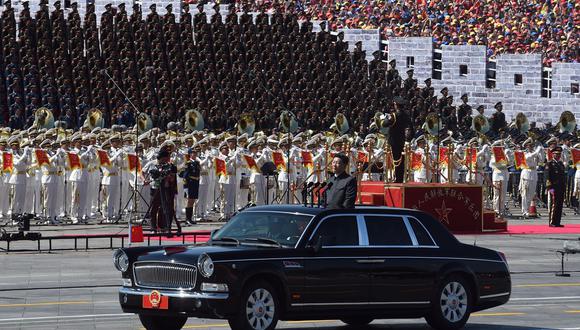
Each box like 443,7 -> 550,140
316,183 -> 327,208
103,70 -> 153,242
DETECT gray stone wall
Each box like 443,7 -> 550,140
387,37 -> 432,84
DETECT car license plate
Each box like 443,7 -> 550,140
142,290 -> 169,310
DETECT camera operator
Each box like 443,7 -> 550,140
179,147 -> 201,225
148,150 -> 179,234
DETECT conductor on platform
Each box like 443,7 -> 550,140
325,154 -> 357,209
546,147 -> 566,227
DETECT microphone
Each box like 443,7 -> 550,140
302,182 -> 314,207
322,182 -> 333,208
316,182 -> 327,207
308,182 -> 320,207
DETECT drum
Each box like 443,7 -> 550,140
240,175 -> 251,189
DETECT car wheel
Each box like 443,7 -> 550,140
138,314 -> 187,330
340,317 -> 374,326
426,275 -> 472,330
228,281 -> 279,330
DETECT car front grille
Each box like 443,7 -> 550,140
133,262 -> 197,290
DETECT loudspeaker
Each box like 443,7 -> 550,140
261,161 -> 277,176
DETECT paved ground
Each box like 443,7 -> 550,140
1,206 -> 580,330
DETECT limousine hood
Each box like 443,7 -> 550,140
129,243 -> 294,265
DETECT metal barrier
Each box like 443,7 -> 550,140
0,230 -> 212,253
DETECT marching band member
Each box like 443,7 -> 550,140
8,136 -> 31,215
235,134 -> 250,210
489,139 -> 513,216
276,138 -> 291,203
39,139 -> 62,224
196,138 -> 212,221
519,138 -> 544,218
206,135 -> 221,214
412,135 -> 429,183
0,138 -> 10,218
218,141 -> 236,219
466,137 -> 490,185
290,135 -> 305,204
102,135 -> 124,223
69,135 -> 95,223
248,138 -> 269,205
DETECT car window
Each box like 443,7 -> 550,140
408,217 -> 436,246
315,216 -> 359,247
213,212 -> 313,247
364,216 -> 412,246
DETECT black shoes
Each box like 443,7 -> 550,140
549,224 -> 564,227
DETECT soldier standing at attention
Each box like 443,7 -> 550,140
179,147 -> 200,225
546,147 -> 566,227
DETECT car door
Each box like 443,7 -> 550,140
299,215 -> 371,308
362,215 -> 437,305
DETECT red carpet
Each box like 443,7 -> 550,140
456,224 -> 580,235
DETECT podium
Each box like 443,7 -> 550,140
360,182 -> 507,233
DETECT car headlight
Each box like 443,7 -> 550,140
198,253 -> 214,278
113,249 -> 129,272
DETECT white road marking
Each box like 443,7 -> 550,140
0,313 -> 133,323
511,296 -> 580,301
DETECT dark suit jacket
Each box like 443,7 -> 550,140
325,172 -> 357,209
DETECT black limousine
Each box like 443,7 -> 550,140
114,205 -> 511,330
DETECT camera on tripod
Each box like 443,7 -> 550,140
12,213 -> 34,232
149,163 -> 174,181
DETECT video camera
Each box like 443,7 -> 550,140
149,163 -> 175,180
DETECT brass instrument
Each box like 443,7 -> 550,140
331,113 -> 349,135
33,107 -> 54,129
279,110 -> 299,133
137,113 -> 153,132
423,112 -> 442,137
84,108 -> 104,130
558,111 -> 576,133
185,109 -> 205,132
237,113 -> 256,136
372,112 -> 395,135
512,112 -> 530,134
471,114 -> 490,135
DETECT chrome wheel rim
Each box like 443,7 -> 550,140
246,288 -> 275,330
440,281 -> 468,322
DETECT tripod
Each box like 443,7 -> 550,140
146,184 -> 181,236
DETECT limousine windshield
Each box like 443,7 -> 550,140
211,211 -> 313,247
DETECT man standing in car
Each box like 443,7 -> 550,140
325,154 -> 357,209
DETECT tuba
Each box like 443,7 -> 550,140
34,107 -> 54,129
84,108 -> 104,130
185,109 -> 205,132
471,114 -> 490,135
558,111 -> 576,133
137,113 -> 153,132
237,113 -> 256,136
423,112 -> 442,136
332,113 -> 349,135
279,110 -> 299,133
510,112 -> 530,134
372,112 -> 395,135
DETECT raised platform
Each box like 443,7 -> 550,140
360,181 -> 507,233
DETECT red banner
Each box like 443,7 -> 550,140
272,151 -> 286,171
34,149 -> 51,167
301,151 -> 314,170
357,151 -> 369,163
243,154 -> 259,173
67,152 -> 82,170
214,158 -> 226,177
439,147 -> 449,166
572,149 -> 580,165
97,150 -> 111,167
411,152 -> 423,170
2,152 -> 13,173
514,151 -> 528,170
492,146 -> 507,164
465,147 -> 477,167
127,154 -> 142,173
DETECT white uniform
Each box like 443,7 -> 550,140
235,147 -> 250,210
467,145 -> 490,185
196,153 -> 212,219
206,147 -> 220,213
250,151 -> 269,206
9,148 -> 31,215
101,149 -> 124,220
519,146 -> 544,215
69,147 -> 95,221
173,149 -> 187,219
41,150 -> 63,221
412,147 -> 428,183
0,151 -> 12,217
490,146 -> 513,215
219,154 -> 237,218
